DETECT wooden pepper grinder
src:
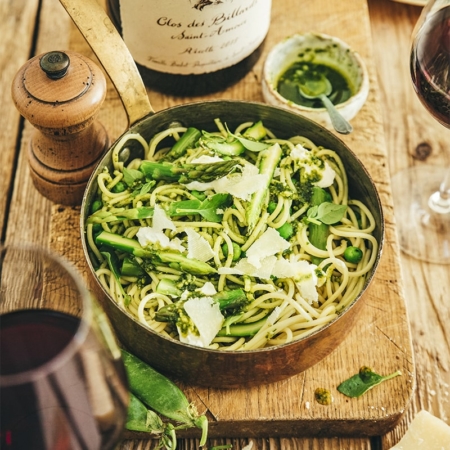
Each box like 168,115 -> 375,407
11,50 -> 109,205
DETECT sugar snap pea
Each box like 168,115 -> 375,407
121,349 -> 208,446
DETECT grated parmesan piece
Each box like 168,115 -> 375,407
185,228 -> 215,262
272,256 -> 319,303
290,143 -> 336,188
197,281 -> 217,296
181,297 -> 224,347
153,204 -> 176,231
136,227 -> 185,252
184,163 -> 268,201
246,227 -> 290,268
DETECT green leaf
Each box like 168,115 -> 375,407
307,205 -> 319,218
306,202 -> 347,225
316,202 -> 347,224
337,366 -> 402,398
99,247 -> 131,305
233,134 -> 271,152
123,167 -> 144,186
169,193 -> 231,223
139,181 -> 154,195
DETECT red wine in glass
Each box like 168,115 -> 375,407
410,4 -> 450,128
0,245 -> 129,450
391,0 -> 450,264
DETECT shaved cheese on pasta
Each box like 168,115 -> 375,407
295,271 -> 318,304
197,282 -> 217,296
218,256 -> 277,280
181,297 -> 224,347
272,257 -> 319,303
185,163 -> 268,201
314,161 -> 336,188
136,205 -> 185,251
185,228 -> 215,262
136,227 -> 185,251
153,204 -> 176,231
291,143 -> 336,188
246,228 -> 290,268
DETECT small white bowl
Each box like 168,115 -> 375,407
262,33 -> 370,130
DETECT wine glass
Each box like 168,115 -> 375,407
0,244 -> 129,449
390,0 -> 450,264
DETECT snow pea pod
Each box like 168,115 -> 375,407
121,349 -> 208,446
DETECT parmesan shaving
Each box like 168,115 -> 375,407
246,227 -> 290,268
185,228 -> 215,262
185,163 -> 268,201
290,143 -> 336,188
136,227 -> 185,252
181,297 -> 224,347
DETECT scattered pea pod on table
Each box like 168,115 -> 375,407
121,349 -> 208,449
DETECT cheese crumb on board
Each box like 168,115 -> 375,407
389,410 -> 450,449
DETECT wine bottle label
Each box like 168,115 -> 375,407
119,0 -> 271,75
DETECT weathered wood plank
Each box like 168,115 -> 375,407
0,0 -> 39,235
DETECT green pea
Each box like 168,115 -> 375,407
267,201 -> 278,214
90,199 -> 103,214
112,181 -> 126,193
222,242 -> 242,261
344,246 -> 363,263
276,222 -> 294,239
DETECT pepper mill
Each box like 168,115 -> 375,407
11,50 -> 109,205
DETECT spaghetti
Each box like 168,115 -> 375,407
85,119 -> 379,351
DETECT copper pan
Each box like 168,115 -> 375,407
62,0 -> 385,388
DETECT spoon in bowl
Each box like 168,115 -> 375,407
298,76 -> 353,135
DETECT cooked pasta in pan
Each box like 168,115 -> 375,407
85,118 -> 378,351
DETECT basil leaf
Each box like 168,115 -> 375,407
316,202 -> 347,225
307,205 -> 319,218
169,199 -> 201,216
99,247 -> 131,305
337,366 -> 402,398
233,135 -> 271,152
140,181 -> 154,195
198,193 -> 232,222
169,194 -> 231,223
123,167 -> 144,187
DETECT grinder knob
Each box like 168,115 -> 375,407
11,50 -> 109,205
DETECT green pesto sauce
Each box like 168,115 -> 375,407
276,61 -> 352,109
314,387 -> 332,405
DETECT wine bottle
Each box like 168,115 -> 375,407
106,0 -> 272,96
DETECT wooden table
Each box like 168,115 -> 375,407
1,0 -> 449,449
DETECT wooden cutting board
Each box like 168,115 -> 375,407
47,0 -> 414,440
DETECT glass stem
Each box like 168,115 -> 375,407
429,166 -> 450,214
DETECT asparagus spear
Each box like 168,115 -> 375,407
246,143 -> 283,233
87,207 -> 154,224
163,127 -> 201,161
95,231 -> 216,275
308,186 -> 330,265
139,159 -> 240,183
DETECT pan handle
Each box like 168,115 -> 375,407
59,0 -> 155,126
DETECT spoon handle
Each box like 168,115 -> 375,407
320,95 -> 353,135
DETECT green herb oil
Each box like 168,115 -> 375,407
276,61 -> 352,108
